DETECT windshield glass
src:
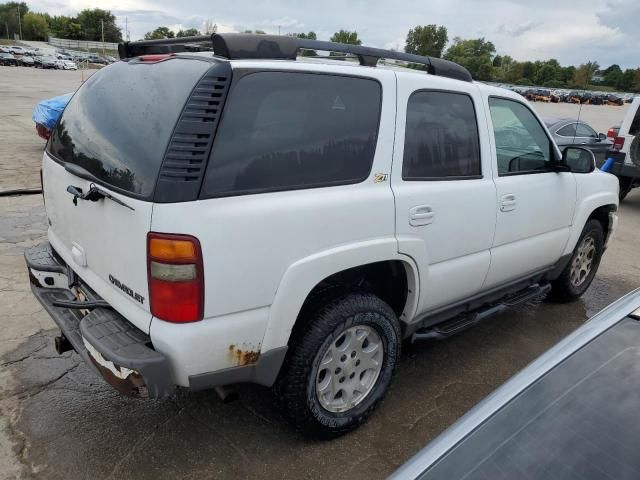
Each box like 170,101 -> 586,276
419,317 -> 640,480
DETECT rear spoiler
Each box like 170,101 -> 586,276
118,33 -> 473,82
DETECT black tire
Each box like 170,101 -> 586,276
550,219 -> 604,302
619,177 -> 633,201
274,292 -> 401,438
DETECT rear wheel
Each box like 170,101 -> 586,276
550,219 -> 604,301
275,292 -> 401,438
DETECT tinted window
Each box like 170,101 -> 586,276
557,123 -> 577,137
403,91 -> 481,179
489,98 -> 554,175
47,59 -> 210,198
419,318 -> 640,480
576,123 -> 597,138
201,72 -> 381,197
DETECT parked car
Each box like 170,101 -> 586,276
607,96 -> 640,200
0,52 -> 18,66
607,94 -> 624,106
391,289 -> 640,480
18,55 -> 35,67
25,33 -> 619,437
544,117 -> 612,163
56,53 -> 73,61
7,45 -> 26,55
56,59 -> 78,70
40,56 -> 59,69
87,54 -> 109,64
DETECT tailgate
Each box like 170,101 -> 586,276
43,155 -> 153,332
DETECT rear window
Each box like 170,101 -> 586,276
201,71 -> 381,198
47,59 -> 210,198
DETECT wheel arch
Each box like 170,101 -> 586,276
563,191 -> 618,256
261,238 -> 419,352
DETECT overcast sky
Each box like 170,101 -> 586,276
29,0 -> 639,69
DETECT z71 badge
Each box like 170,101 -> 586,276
374,173 -> 388,183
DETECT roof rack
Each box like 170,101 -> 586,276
118,33 -> 473,82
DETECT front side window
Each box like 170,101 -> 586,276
489,98 -> 554,175
201,72 -> 381,197
402,91 -> 481,179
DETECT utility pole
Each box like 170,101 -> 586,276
5,22 -> 9,40
16,6 -> 22,40
278,25 -> 281,35
101,19 -> 105,55
125,16 -> 129,41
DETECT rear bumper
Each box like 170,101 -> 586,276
25,242 -> 173,399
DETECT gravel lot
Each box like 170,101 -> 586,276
0,65 -> 639,479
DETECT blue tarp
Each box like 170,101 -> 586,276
32,93 -> 73,130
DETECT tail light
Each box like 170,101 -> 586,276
612,136 -> 625,151
147,233 -> 204,323
607,127 -> 618,139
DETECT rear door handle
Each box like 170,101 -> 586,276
409,205 -> 434,226
500,194 -> 516,212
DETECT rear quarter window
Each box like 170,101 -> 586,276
47,59 -> 211,198
200,71 -> 382,198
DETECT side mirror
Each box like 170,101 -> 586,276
562,146 -> 595,173
598,133 -> 607,141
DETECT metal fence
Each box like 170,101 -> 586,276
48,36 -> 119,53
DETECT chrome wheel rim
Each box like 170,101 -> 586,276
570,236 -> 596,287
315,325 -> 384,413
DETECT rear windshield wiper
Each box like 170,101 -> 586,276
66,183 -> 135,211
64,163 -> 135,211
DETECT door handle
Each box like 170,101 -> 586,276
409,205 -> 434,226
500,194 -> 516,212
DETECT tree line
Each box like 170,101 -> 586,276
3,3 -> 638,92
1,2 -> 121,42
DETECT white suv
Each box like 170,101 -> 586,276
25,33 -> 619,437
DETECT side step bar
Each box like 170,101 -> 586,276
411,283 -> 551,343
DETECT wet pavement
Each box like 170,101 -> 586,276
1,65 -> 639,479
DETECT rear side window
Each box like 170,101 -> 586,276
201,72 -> 381,198
47,59 -> 210,198
402,91 -> 481,180
557,124 -> 577,137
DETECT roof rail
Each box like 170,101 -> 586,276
119,33 -> 473,82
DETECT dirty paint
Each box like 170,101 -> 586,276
227,344 -> 261,367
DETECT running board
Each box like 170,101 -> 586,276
411,283 -> 551,343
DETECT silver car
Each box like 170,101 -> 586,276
392,289 -> 640,480
545,117 -> 612,164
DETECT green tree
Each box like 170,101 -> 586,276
404,24 -> 448,58
572,61 -> 599,88
618,69 -> 637,91
0,2 -> 28,39
76,8 -> 122,42
176,28 -> 201,37
603,64 -> 623,87
443,37 -> 495,80
330,29 -> 361,45
22,12 -> 48,40
144,26 -> 175,40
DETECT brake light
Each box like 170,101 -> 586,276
139,54 -> 174,63
607,127 -> 618,139
147,233 -> 204,323
612,136 -> 625,151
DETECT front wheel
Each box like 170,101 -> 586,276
275,292 -> 401,438
550,219 -> 604,301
